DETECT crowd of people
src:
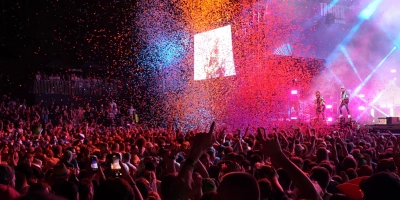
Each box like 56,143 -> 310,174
35,72 -> 117,83
34,72 -> 119,96
1,94 -> 400,200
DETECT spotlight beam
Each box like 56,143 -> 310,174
396,34 -> 400,48
324,0 -> 383,86
340,45 -> 362,82
372,107 -> 389,117
370,91 -> 384,105
352,47 -> 397,97
325,21 -> 364,65
358,0 -> 383,20
356,97 -> 389,121
321,66 -> 345,87
355,78 -> 396,121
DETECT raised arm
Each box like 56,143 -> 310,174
278,131 -> 289,150
195,159 -> 210,178
298,129 -> 305,144
330,138 -> 340,165
119,160 -> 143,200
304,135 -> 316,158
337,138 -> 349,157
166,144 -> 177,174
175,122 -> 215,198
257,129 -> 319,200
243,125 -> 250,138
393,137 -> 400,177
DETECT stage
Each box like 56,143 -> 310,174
365,124 -> 400,133
365,117 -> 400,133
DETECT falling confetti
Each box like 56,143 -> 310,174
1,0 -> 399,128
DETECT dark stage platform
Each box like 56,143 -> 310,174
365,117 -> 400,133
365,124 -> 400,133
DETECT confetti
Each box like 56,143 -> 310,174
1,0 -> 399,129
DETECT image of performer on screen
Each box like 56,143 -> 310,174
314,91 -> 325,120
204,40 -> 225,79
339,86 -> 350,118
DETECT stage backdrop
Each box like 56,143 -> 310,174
135,0 -> 399,128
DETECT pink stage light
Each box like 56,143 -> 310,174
388,104 -> 394,108
380,104 -> 387,108
290,117 -> 297,120
326,105 -> 332,109
327,117 -> 333,122
359,94 -> 365,98
358,106 -> 365,110
391,69 -> 397,73
291,90 -> 298,95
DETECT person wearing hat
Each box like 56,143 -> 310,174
202,178 -> 217,193
30,158 -> 45,181
206,147 -> 220,165
66,147 -> 79,169
49,163 -> 70,186
61,150 -> 74,169
31,158 -> 42,169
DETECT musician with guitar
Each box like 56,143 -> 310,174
314,91 -> 326,120
339,86 -> 350,118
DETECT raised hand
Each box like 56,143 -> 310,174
340,171 -> 349,183
148,170 -> 158,192
257,128 -> 283,159
393,137 -> 400,171
193,172 -> 203,186
176,122 -> 216,199
119,160 -> 132,181
192,122 -> 216,151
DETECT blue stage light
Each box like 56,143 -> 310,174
359,0 -> 382,20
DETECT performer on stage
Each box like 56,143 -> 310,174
205,40 -> 225,79
314,91 -> 325,120
339,86 -> 350,118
